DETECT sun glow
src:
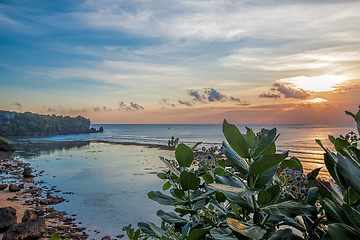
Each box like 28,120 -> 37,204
309,98 -> 327,103
279,75 -> 347,92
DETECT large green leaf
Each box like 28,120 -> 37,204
188,227 -> 212,240
324,198 -> 347,224
210,228 -> 237,240
175,143 -> 194,168
157,210 -> 187,225
258,189 -> 271,205
261,201 -> 316,218
279,157 -> 302,171
342,204 -> 360,231
222,141 -> 249,175
209,183 -> 252,209
345,108 -> 360,135
249,152 -> 288,175
222,119 -> 250,158
317,180 -> 333,200
227,218 -> 266,239
180,171 -> 200,190
244,127 -> 256,148
215,174 -> 246,188
251,128 -> 278,158
328,223 -> 360,240
334,138 -> 351,157
324,153 -> 342,186
268,229 -> 302,240
349,146 -> 360,164
305,187 -> 318,205
148,191 -> 185,206
330,179 -> 344,204
337,153 -> 360,196
250,166 -> 278,190
138,222 -> 162,238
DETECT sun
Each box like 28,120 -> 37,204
309,98 -> 327,103
279,75 -> 347,92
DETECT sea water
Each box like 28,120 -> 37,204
11,124 -> 355,238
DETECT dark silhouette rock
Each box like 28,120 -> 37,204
0,207 -> 17,233
3,218 -> 46,240
22,168 -> 34,178
98,127 -> 104,132
0,143 -> 15,152
39,196 -> 65,205
9,184 -> 20,192
102,236 -> 111,240
0,184 -> 8,191
22,210 -> 35,222
88,127 -> 97,133
18,184 -> 24,189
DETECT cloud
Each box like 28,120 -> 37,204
14,102 -> 22,108
259,93 -> 281,99
160,98 -> 175,108
272,83 -> 309,99
183,88 -> 243,105
47,107 -> 56,112
119,101 -> 144,111
178,100 -> 193,106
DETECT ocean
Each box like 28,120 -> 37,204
10,124 -> 355,239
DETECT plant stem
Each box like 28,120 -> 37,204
187,190 -> 192,209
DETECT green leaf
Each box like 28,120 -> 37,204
202,173 -> 214,184
262,142 -> 277,155
138,222 -> 160,238
335,138 -> 351,157
181,223 -> 190,240
330,179 -> 344,204
157,210 -> 187,225
305,187 -> 318,205
210,228 -> 237,240
251,128 -> 278,158
159,157 -> 180,177
222,119 -> 250,158
268,229 -> 302,240
342,204 -> 360,231
249,152 -> 288,175
324,153 -> 342,186
209,183 -> 252,209
227,218 -> 266,239
349,146 -> 360,164
222,141 -> 249,175
253,166 -> 278,190
337,153 -> 360,196
188,227 -> 212,240
324,198 -> 347,224
180,171 -> 200,190
258,189 -> 271,205
261,201 -> 316,218
307,167 -> 322,180
329,135 -> 336,144
279,157 -> 302,171
175,143 -> 194,168
162,181 -> 171,191
170,189 -> 185,200
245,127 -> 256,148
317,180 -> 333,200
148,191 -> 184,206
148,222 -> 166,238
266,185 -> 281,205
215,174 -> 246,188
328,223 -> 360,240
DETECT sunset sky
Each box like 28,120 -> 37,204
1,0 -> 359,124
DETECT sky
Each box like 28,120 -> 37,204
0,0 -> 359,124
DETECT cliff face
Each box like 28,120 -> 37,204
0,111 -> 95,137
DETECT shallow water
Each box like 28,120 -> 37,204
16,142 -> 174,239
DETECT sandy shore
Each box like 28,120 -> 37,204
0,151 -> 89,239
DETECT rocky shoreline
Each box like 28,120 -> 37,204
0,151 -> 90,239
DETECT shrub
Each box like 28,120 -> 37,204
124,107 -> 360,240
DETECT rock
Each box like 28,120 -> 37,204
0,183 -> 8,191
9,184 -> 20,192
88,127 -> 97,133
3,218 -> 46,240
39,196 -> 65,205
18,184 -> 24,189
0,207 -> 17,233
98,127 -> 104,132
22,167 -> 34,178
22,210 -> 36,222
102,236 -> 111,240
0,142 -> 15,152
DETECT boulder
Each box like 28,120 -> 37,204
22,210 -> 36,222
0,207 -> 17,232
102,236 -> 111,240
98,127 -> 104,132
3,218 -> 46,240
0,183 -> 8,191
39,196 -> 65,205
9,184 -> 20,192
22,168 -> 34,178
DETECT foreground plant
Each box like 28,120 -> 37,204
124,107 -> 360,240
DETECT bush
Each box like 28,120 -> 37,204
124,107 -> 360,240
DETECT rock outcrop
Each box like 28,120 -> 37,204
0,207 -> 17,232
3,218 -> 46,240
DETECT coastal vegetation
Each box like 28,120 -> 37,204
0,110 -> 100,137
124,107 -> 360,240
